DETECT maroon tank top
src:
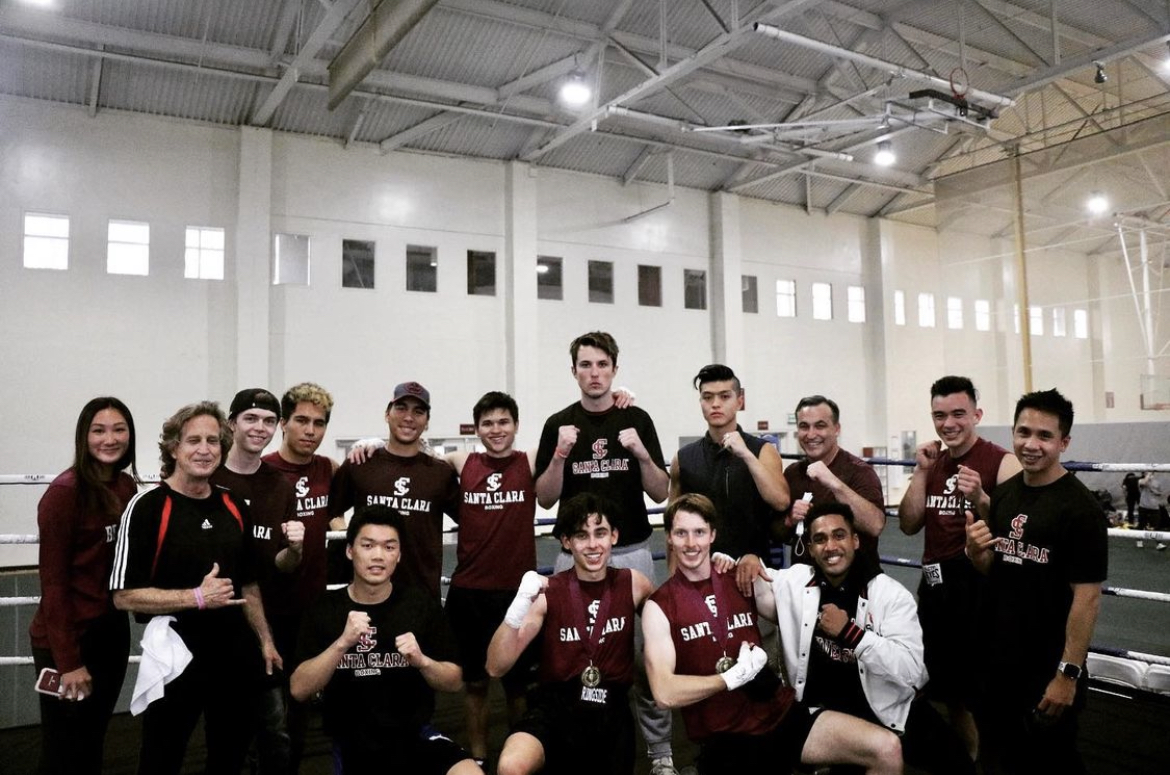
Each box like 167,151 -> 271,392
650,571 -> 793,740
451,452 -> 536,590
538,568 -> 635,686
922,437 -> 1010,563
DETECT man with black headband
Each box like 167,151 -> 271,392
669,363 -> 789,596
211,388 -> 302,774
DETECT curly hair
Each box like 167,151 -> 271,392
158,401 -> 232,478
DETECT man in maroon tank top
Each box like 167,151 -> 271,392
898,376 -> 1019,760
486,493 -> 652,775
643,494 -> 902,774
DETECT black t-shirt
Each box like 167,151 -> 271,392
803,576 -> 869,719
534,403 -> 666,545
985,472 -> 1108,704
110,483 -> 257,639
294,585 -> 459,751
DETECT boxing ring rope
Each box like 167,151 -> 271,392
3,456 -> 1170,680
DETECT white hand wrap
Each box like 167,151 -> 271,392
504,571 -> 544,629
720,641 -> 767,692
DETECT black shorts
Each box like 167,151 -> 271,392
695,704 -> 822,775
512,683 -> 634,775
917,555 -> 984,705
338,725 -> 471,774
445,585 -> 536,690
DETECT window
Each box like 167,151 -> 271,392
893,290 -> 905,326
184,227 -> 225,280
537,256 -> 562,300
273,233 -> 310,285
742,275 -> 758,314
467,250 -> 496,296
1074,308 -> 1089,339
684,269 -> 707,310
1052,307 -> 1067,337
23,212 -> 69,270
776,280 -> 797,317
406,245 -> 437,292
107,220 -> 149,276
341,239 -> 375,289
589,260 -> 614,303
1029,306 -> 1043,336
638,265 -> 662,307
811,282 -> 832,320
947,297 -> 963,329
974,299 -> 990,331
917,292 -> 935,328
847,285 -> 865,323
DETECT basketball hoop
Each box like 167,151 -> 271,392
949,67 -> 970,100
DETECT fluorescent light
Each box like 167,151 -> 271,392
560,70 -> 592,107
536,264 -> 549,274
874,141 -> 895,167
1086,192 -> 1109,215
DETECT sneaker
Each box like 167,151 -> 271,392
1136,540 -> 1144,548
1158,543 -> 1167,551
650,757 -> 680,775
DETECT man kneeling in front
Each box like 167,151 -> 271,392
642,493 -> 902,774
290,506 -> 481,774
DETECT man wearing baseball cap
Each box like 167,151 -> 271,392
211,388 -> 302,774
329,382 -> 459,598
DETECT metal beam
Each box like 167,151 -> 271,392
253,0 -> 365,125
969,0 -> 1050,65
1001,30 -> 1170,95
268,0 -> 302,64
328,0 -> 442,109
521,1 -> 821,161
753,23 -> 1017,108
379,112 -> 464,153
622,146 -> 657,185
826,182 -> 863,213
87,49 -> 103,117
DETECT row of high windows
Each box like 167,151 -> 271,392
20,213 -> 1090,335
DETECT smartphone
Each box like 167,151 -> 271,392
34,667 -> 62,697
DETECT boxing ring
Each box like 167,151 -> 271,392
3,457 -> 1170,698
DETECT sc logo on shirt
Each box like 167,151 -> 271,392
394,477 -> 411,496
487,473 -> 503,492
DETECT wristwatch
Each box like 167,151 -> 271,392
1057,661 -> 1082,680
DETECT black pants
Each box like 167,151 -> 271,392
977,692 -> 1086,775
32,611 -> 130,775
138,621 -> 262,775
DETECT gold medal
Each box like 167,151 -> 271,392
715,655 -> 735,674
581,665 -> 601,687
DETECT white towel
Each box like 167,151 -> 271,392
130,615 -> 193,715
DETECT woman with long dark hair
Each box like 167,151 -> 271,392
29,397 -> 139,775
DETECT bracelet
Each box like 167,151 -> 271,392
193,587 -> 206,610
554,448 -> 568,459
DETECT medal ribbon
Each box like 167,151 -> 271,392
567,573 -> 615,672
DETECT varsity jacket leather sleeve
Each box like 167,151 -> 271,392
769,564 -> 927,732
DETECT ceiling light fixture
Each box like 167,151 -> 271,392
1094,61 -> 1108,84
560,68 -> 592,107
1086,191 -> 1109,215
874,141 -> 895,167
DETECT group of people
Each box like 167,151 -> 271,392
28,330 -> 1108,775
